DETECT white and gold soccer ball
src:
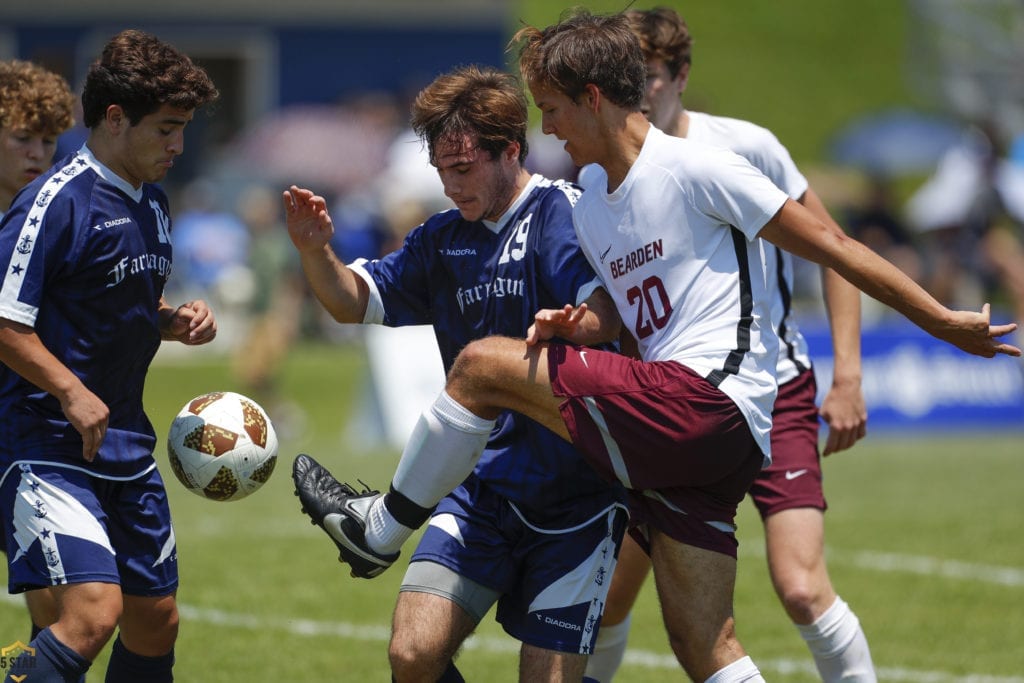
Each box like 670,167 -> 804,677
167,391 -> 278,501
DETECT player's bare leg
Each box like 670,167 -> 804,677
648,528 -> 757,682
446,336 -> 569,437
766,508 -> 876,681
390,591 -> 476,683
24,587 -> 60,634
519,643 -> 587,682
765,508 -> 834,624
49,582 -> 122,661
117,593 -> 179,657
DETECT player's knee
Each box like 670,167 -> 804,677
388,634 -> 446,681
775,579 -> 823,624
449,337 -> 509,395
119,596 -> 179,656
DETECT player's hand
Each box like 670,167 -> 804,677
935,304 -> 1021,358
527,304 -> 588,345
283,186 -> 335,252
819,377 -> 867,455
165,300 -> 217,345
60,383 -> 109,462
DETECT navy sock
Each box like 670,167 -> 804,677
390,660 -> 464,683
385,484 -> 435,529
5,626 -> 90,683
104,635 -> 174,683
437,660 -> 465,683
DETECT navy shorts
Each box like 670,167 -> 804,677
749,368 -> 827,518
548,344 -> 764,558
408,477 -> 628,654
2,462 -> 178,596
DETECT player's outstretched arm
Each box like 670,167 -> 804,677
282,185 -> 369,324
760,200 -> 1022,359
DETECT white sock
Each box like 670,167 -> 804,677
365,391 -> 494,555
704,656 -> 765,683
365,497 -> 413,555
797,596 -> 877,682
584,614 -> 631,682
393,390 -> 495,507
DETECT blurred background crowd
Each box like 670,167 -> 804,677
3,0 -> 1024,430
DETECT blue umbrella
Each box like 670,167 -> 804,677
828,108 -> 966,176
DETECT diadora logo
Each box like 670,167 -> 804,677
92,216 -> 134,231
541,615 -> 582,632
442,248 -> 477,256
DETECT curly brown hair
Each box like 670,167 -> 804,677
0,60 -> 75,136
82,29 -> 218,128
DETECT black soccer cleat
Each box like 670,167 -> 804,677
292,453 -> 399,579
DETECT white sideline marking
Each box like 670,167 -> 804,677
2,544 -> 1022,682
3,596 -> 1022,682
739,545 -> 1024,588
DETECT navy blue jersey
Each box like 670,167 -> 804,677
0,147 -> 172,478
355,175 -> 625,523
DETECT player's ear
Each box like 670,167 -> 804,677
677,63 -> 690,92
104,104 -> 127,133
503,141 -> 520,163
583,83 -> 601,113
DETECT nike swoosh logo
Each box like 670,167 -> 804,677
579,350 -> 589,368
785,469 -> 809,480
599,244 -> 612,263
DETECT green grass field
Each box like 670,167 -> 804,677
2,341 -> 1019,681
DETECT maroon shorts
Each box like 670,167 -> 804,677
748,368 -> 826,518
548,344 -> 764,558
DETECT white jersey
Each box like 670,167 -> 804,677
574,125 -> 788,458
687,111 -> 812,384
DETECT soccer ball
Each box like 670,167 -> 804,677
167,391 -> 278,501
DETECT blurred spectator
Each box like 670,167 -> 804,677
230,183 -> 309,437
170,178 -> 251,298
329,189 -> 391,262
842,174 -> 924,322
905,121 -> 1024,333
374,126 -> 451,248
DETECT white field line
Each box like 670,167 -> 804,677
2,547 -> 1022,682
739,545 -> 1024,588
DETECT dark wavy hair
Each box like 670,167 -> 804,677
411,64 -> 529,165
82,29 -> 218,128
